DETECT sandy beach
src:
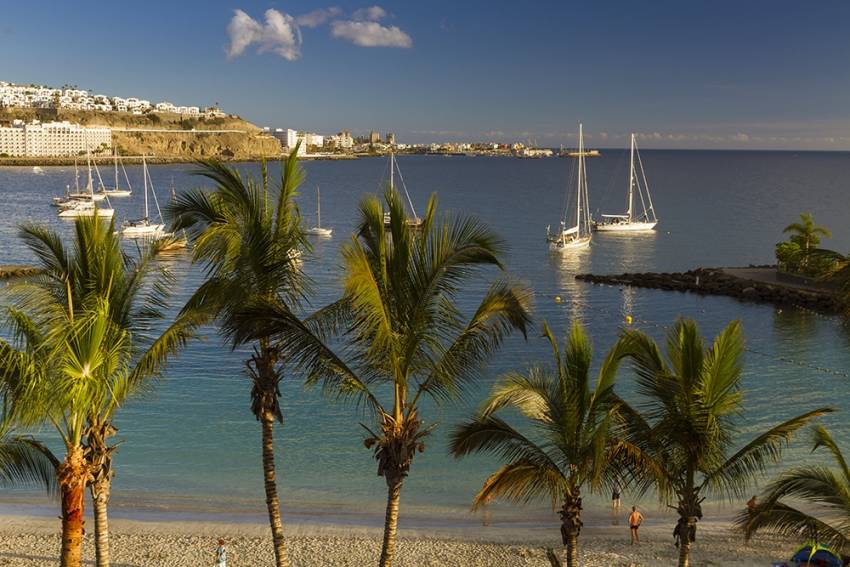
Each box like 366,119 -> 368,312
0,511 -> 797,566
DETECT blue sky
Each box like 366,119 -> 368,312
2,1 -> 849,149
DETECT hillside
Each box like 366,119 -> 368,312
0,108 -> 282,161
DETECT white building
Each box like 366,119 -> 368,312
0,120 -> 112,157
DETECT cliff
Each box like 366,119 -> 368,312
0,108 -> 282,161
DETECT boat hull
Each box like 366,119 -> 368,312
104,190 -> 132,197
594,221 -> 657,232
547,235 -> 591,251
122,224 -> 166,237
305,227 -> 333,237
58,208 -> 114,218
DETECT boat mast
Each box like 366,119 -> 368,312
316,186 -> 321,228
626,134 -> 635,222
390,152 -> 394,191
114,148 -> 119,190
86,151 -> 93,195
74,158 -> 79,193
576,123 -> 583,233
143,155 -> 149,219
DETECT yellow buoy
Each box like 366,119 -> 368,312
554,296 -> 562,303
625,315 -> 633,325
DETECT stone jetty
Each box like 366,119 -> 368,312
576,267 -> 844,314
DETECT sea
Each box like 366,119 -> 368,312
1,151 -> 849,530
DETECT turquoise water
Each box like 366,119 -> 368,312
1,152 -> 849,528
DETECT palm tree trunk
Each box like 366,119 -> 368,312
58,445 -> 87,567
91,474 -> 111,567
678,537 -> 690,567
379,476 -> 404,567
565,533 -> 578,567
261,410 -> 289,567
559,494 -> 582,567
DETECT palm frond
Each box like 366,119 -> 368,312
470,461 -> 566,511
704,407 -> 834,498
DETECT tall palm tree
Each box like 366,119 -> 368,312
783,212 -> 832,269
0,216 -> 198,567
737,424 -> 850,554
167,149 -> 308,567
233,187 -> 533,567
449,321 -> 636,567
619,319 -> 832,567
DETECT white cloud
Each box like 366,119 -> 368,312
296,7 -> 342,28
352,5 -> 387,21
226,9 -> 302,61
331,20 -> 412,48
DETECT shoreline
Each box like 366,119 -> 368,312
0,510 -> 798,566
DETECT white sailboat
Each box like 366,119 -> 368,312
547,123 -> 592,251
121,156 -> 165,237
383,152 -> 423,229
58,153 -> 114,218
594,133 -> 657,232
304,186 -> 333,237
103,150 -> 132,197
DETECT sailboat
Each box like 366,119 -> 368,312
121,156 -> 165,237
58,152 -> 114,218
547,123 -> 592,250
54,158 -> 107,206
103,150 -> 132,197
304,186 -> 333,237
594,133 -> 657,232
383,152 -> 423,228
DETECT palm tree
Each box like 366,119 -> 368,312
737,424 -> 850,554
619,319 -> 832,567
0,216 -> 198,567
783,212 -> 832,269
0,411 -> 58,495
167,149 -> 308,567
449,321 -> 635,567
233,187 -> 533,567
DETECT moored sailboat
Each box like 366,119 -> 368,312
547,123 -> 592,251
594,133 -> 658,232
383,152 -> 423,229
57,153 -> 114,218
121,156 -> 165,237
103,150 -> 132,197
304,186 -> 333,237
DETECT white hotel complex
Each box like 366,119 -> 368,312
0,120 -> 111,157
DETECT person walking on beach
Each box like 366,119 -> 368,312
215,538 -> 227,567
628,506 -> 643,545
611,479 -> 622,513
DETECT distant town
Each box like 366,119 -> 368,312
0,80 -> 570,160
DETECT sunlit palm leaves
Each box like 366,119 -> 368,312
450,321 -> 634,567
619,319 -> 832,567
737,425 -> 850,554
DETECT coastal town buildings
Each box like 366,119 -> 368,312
0,119 -> 111,157
0,80 -> 219,118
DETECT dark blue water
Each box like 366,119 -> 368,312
1,151 -> 849,527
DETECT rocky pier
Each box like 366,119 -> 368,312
576,267 -> 844,314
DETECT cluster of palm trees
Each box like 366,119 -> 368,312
0,148 -> 846,567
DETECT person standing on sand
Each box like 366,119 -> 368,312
612,479 -> 622,512
629,506 -> 643,545
216,538 -> 227,567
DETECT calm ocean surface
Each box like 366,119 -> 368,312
1,151 -> 849,528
